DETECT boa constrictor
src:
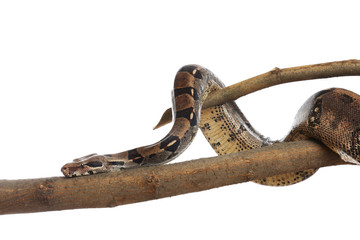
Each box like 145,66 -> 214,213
61,65 -> 360,186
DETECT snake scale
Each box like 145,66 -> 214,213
61,65 -> 360,186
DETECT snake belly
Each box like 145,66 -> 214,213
62,65 -> 360,185
200,85 -> 360,186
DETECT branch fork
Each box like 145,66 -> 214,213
1,59 -> 359,215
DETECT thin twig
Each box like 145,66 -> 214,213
154,59 -> 360,129
0,140 -> 346,215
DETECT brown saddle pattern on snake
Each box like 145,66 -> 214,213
61,65 -> 360,187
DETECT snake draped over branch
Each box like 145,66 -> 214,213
61,65 -> 360,186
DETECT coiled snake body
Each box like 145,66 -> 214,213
62,65 -> 360,186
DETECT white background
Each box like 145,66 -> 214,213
1,1 -> 360,239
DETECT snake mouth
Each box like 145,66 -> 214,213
61,165 -> 94,177
61,166 -> 92,177
61,165 -> 79,177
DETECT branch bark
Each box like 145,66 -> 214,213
0,140 -> 347,215
1,59 -> 358,215
154,59 -> 360,129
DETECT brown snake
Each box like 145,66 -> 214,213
61,65 -> 360,186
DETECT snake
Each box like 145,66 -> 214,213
61,65 -> 360,186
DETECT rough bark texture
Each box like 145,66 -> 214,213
155,59 -> 360,129
0,140 -> 346,215
1,59 -> 358,215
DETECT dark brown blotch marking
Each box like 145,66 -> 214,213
176,107 -> 197,126
174,87 -> 199,100
109,161 -> 125,166
179,65 -> 202,79
160,135 -> 181,152
341,93 -> 355,104
128,148 -> 144,164
84,161 -> 103,168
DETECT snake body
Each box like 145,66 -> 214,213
62,65 -> 212,177
61,65 -> 360,186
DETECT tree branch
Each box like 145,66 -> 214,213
0,140 -> 347,215
154,59 -> 360,129
1,60 -> 358,215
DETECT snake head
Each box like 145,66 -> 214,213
61,153 -> 110,177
